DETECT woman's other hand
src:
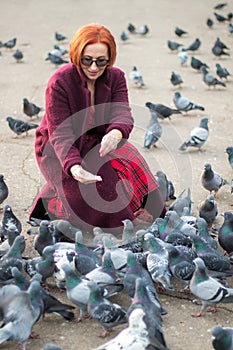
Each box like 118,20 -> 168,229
99,129 -> 122,157
70,165 -> 102,184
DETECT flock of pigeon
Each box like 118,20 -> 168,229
1,2 -> 233,350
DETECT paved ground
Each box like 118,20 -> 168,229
0,0 -> 233,349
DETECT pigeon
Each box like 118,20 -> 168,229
53,44 -> 68,55
46,53 -> 69,65
190,257 -> 233,317
144,110 -> 162,149
215,37 -> 230,50
169,187 -> 192,216
199,194 -> 218,226
129,66 -> 145,87
12,267 -> 75,321
190,56 -> 209,71
173,91 -> 205,113
201,66 -> 226,88
0,280 -> 42,350
170,71 -> 183,87
120,31 -> 129,42
13,49 -> 23,62
167,40 -> 183,52
214,12 -> 229,23
228,23 -> 233,35
74,230 -> 102,275
201,162 -> 228,194
179,117 -> 209,151
184,38 -> 201,52
122,219 -> 136,242
23,98 -> 43,118
6,116 -> 39,136
175,27 -> 188,37
2,37 -> 17,49
212,43 -> 230,58
102,236 -> 128,272
127,278 -> 168,350
87,280 -> 128,337
93,226 -> 121,246
85,251 -> 120,285
95,308 -> 150,350
166,244 -> 195,287
228,12 -> 233,21
212,325 -> 233,350
143,233 -> 174,291
206,18 -> 214,28
127,23 -> 136,33
178,48 -> 188,65
216,63 -> 231,79
136,25 -> 149,35
33,220 -> 55,256
0,174 -> 8,208
218,212 -> 233,255
0,235 -> 25,282
191,235 -> 231,273
155,170 -> 173,202
196,217 -> 218,250
24,245 -> 56,284
145,101 -> 181,120
60,262 -> 91,321
214,3 -> 227,10
226,146 -> 233,169
1,204 -> 22,240
55,31 -> 67,41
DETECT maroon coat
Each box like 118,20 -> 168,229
30,63 -> 138,232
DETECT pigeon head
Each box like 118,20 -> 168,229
200,117 -> 209,128
174,91 -> 181,99
212,325 -> 232,350
226,146 -> 233,155
204,163 -> 211,171
193,257 -> 206,271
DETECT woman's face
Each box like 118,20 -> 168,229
81,42 -> 109,82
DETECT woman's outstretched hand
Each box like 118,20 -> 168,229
99,129 -> 122,157
70,164 -> 102,184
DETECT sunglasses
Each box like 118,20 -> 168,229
80,56 -> 109,67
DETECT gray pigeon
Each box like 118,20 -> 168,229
226,146 -> 233,169
23,98 -> 43,118
130,66 -> 145,87
212,43 -> 230,58
127,278 -> 168,350
201,66 -> 226,88
143,233 -> 174,291
0,174 -> 8,207
212,325 -> 233,350
61,262 -> 91,322
198,194 -> 218,226
169,188 -> 192,216
173,91 -> 205,113
179,117 -> 209,152
190,257 -> 233,317
218,211 -> 233,255
1,204 -> 22,240
155,170 -> 171,202
167,40 -> 183,52
144,111 -> 162,149
216,63 -> 231,80
87,280 -> 127,337
184,38 -> 201,52
33,220 -> 55,256
6,116 -> 39,136
196,217 -> 218,250
0,280 -> 42,350
95,308 -> 150,350
175,27 -> 188,37
178,48 -> 188,65
170,71 -> 183,87
145,101 -> 181,120
190,56 -> 209,71
12,49 -> 23,63
201,162 -> 228,194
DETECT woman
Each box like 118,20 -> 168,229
29,23 -> 166,234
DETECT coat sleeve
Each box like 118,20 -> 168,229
45,77 -> 83,175
105,69 -> 134,141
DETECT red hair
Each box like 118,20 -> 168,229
69,23 -> 117,68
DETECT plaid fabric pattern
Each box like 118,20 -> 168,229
108,142 -> 158,211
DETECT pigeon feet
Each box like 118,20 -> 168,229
191,312 -> 205,317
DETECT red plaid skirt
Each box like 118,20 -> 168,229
108,142 -> 158,211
